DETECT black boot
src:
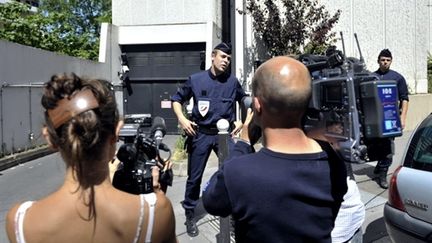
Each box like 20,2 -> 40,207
373,166 -> 380,175
375,167 -> 388,189
185,209 -> 199,237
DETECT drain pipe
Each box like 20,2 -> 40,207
222,0 -> 234,73
28,84 -> 34,143
0,84 -> 4,155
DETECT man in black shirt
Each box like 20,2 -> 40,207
373,49 -> 409,189
202,57 -> 347,242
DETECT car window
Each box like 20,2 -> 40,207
404,114 -> 432,171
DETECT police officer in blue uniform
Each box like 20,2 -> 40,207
171,42 -> 246,236
373,49 -> 409,189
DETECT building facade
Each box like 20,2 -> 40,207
109,0 -> 430,133
320,0 -> 429,94
110,0 -> 228,133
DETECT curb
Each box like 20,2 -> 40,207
0,147 -> 54,171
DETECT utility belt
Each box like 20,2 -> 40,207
197,123 -> 234,135
183,122 -> 234,152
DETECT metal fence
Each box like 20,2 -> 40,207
0,82 -> 46,157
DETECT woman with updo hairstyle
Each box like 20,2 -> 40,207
5,73 -> 177,243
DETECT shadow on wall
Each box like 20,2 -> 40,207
405,94 -> 432,131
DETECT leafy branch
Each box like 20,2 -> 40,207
0,0 -> 111,61
239,0 -> 341,56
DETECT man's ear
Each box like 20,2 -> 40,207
252,97 -> 263,128
42,126 -> 57,150
253,97 -> 261,114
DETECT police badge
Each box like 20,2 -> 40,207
198,100 -> 210,117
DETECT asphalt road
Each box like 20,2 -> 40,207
0,132 -> 412,243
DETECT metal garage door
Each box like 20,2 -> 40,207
121,43 -> 205,134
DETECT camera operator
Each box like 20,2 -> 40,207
171,42 -> 247,237
6,73 -> 177,243
111,155 -> 173,194
372,49 -> 409,189
202,57 -> 347,242
112,116 -> 174,196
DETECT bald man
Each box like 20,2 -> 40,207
202,57 -> 347,243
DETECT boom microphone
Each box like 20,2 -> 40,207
151,116 -> 167,144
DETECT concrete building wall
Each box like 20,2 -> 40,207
111,0 -> 223,70
430,0 -> 432,53
406,94 -> 432,131
110,0 -> 432,131
318,0 -> 428,94
236,0 -> 429,94
110,0 -> 226,131
0,40 -> 110,84
0,40 -> 110,156
98,23 -> 124,116
112,0 -> 220,27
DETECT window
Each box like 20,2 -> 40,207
404,114 -> 432,171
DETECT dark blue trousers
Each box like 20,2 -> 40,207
182,132 -> 234,210
376,138 -> 395,169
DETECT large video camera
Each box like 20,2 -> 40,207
243,33 -> 402,163
112,116 -> 173,194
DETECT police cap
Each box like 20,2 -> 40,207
214,42 -> 232,55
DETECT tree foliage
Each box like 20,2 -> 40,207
0,0 -> 111,60
240,0 -> 341,56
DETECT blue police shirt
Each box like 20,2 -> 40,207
374,69 -> 409,102
171,69 -> 246,125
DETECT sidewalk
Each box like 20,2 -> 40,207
0,146 -> 53,171
167,152 -> 223,243
161,135 -> 229,241
165,130 -> 413,242
0,131 -> 412,242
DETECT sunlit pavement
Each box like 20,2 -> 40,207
166,131 -> 412,242
0,132 -> 411,243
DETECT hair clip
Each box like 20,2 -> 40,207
47,89 -> 99,129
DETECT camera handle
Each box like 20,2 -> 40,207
156,142 -> 171,165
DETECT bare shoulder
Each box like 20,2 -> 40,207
155,192 -> 173,210
152,192 -> 177,243
5,202 -> 22,243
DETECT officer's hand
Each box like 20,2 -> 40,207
179,117 -> 197,136
231,120 -> 243,136
400,114 -> 406,130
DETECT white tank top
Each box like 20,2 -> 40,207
14,193 -> 157,243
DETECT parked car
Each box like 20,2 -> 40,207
384,113 -> 432,242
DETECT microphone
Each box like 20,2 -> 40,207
151,116 -> 167,145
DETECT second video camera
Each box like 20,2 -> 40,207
300,34 -> 402,163
112,116 -> 173,194
241,34 -> 402,163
